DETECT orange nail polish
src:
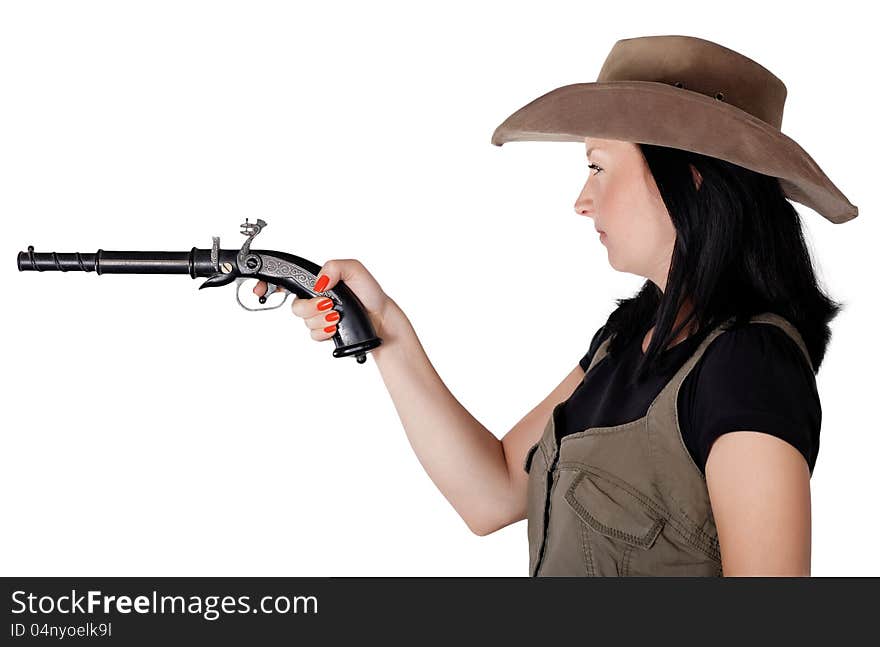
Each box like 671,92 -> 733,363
317,298 -> 333,311
325,311 -> 340,322
323,325 -> 337,334
314,275 -> 329,292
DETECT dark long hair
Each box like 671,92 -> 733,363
602,142 -> 843,384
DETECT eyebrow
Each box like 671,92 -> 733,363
586,146 -> 603,157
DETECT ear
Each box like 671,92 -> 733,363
690,163 -> 703,191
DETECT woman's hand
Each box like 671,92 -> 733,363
252,259 -> 395,341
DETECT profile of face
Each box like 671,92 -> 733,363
575,137 -> 702,292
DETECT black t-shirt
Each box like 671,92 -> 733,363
560,320 -> 821,476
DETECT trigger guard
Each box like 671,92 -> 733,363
234,277 -> 290,311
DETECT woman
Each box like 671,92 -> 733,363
255,36 -> 857,576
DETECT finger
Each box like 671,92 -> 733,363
253,280 -> 268,297
309,324 -> 337,341
291,294 -> 334,318
312,260 -> 347,294
304,309 -> 339,331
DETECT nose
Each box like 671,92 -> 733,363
574,181 -> 595,219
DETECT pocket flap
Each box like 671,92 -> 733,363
564,469 -> 664,549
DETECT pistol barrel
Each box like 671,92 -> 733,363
17,247 -> 226,276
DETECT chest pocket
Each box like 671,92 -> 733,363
562,467 -> 666,576
564,468 -> 665,549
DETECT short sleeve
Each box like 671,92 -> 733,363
579,324 -> 608,372
684,323 -> 821,476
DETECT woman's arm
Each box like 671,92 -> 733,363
372,298 -> 584,536
705,431 -> 812,576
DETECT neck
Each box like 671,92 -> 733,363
644,298 -> 697,352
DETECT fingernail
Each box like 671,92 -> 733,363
314,275 -> 329,292
324,311 -> 340,322
317,298 -> 333,311
323,325 -> 337,334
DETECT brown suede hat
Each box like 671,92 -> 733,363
491,35 -> 858,224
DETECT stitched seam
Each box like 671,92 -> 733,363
641,320 -> 732,564
566,490 -> 663,547
581,523 -> 595,576
557,463 -> 720,563
652,315 -> 800,565
681,512 -> 721,560
561,418 -> 645,441
563,471 -> 665,547
556,316 -> 806,570
556,463 -> 668,517
648,320 -> 733,479
622,544 -> 633,577
538,440 -> 551,466
673,373 -> 707,480
667,512 -> 722,562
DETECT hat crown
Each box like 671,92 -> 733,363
597,35 -> 788,129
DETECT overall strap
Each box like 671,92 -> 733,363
745,312 -> 814,373
582,312 -> 813,376
584,335 -> 612,375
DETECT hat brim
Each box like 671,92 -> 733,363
491,80 -> 858,224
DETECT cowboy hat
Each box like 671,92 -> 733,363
491,35 -> 858,224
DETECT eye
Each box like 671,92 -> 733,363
587,162 -> 603,175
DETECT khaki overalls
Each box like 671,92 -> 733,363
522,312 -> 814,577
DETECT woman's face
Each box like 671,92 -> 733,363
575,137 -> 680,292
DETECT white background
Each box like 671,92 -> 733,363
1,1 -> 876,576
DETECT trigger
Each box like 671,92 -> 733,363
259,282 -> 281,304
234,278 -> 289,311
